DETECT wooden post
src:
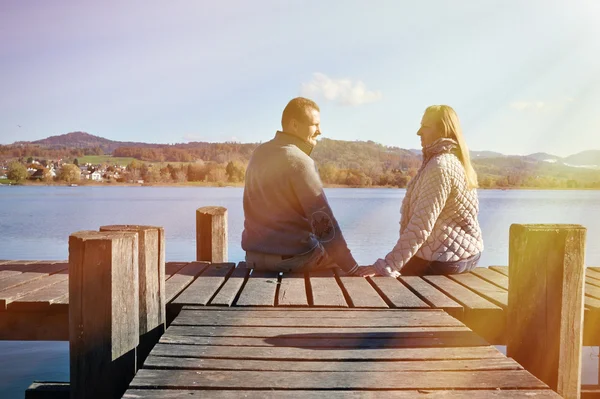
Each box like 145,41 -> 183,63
69,231 -> 139,399
99,225 -> 166,368
507,224 -> 586,399
196,206 -> 227,262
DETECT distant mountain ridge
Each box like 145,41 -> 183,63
9,131 -> 600,169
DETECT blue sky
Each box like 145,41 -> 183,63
1,0 -> 599,156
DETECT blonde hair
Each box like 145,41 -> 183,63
424,105 -> 479,189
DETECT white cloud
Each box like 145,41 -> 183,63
301,73 -> 382,106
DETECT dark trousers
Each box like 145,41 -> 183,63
400,253 -> 481,276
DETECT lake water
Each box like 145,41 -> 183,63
1,186 -> 600,397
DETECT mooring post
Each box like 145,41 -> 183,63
196,206 -> 227,262
69,230 -> 139,399
507,224 -> 586,399
99,225 -> 166,368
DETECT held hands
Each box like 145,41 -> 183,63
373,258 -> 401,278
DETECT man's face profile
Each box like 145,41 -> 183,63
294,108 -> 321,147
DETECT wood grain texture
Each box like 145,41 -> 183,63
309,269 -> 347,307
336,274 -> 388,308
165,261 -> 209,303
235,270 -> 279,306
399,276 -> 463,318
209,265 -> 249,306
196,206 -> 227,262
171,263 -> 235,306
507,224 -> 586,399
278,272 -> 308,306
369,276 -> 430,308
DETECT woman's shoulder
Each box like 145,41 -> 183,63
426,153 -> 462,171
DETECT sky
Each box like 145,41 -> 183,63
1,0 -> 599,156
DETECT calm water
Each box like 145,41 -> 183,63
1,186 -> 600,397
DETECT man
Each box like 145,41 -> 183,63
242,97 -> 364,275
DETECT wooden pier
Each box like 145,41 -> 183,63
3,260 -> 600,346
1,208 -> 595,398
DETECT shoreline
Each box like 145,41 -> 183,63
1,181 -> 599,190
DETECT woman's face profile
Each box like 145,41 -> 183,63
417,112 -> 441,148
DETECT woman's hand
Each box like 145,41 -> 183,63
373,258 -> 401,278
354,266 -> 377,277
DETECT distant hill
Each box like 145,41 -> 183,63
15,131 -> 159,153
564,150 -> 600,168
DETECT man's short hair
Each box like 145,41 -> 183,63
281,97 -> 320,129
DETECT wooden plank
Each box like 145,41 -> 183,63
159,331 -> 489,347
0,262 -> 67,292
507,224 -> 586,398
235,270 -> 279,306
171,263 -> 235,306
165,262 -> 189,279
0,310 -> 68,340
584,283 -> 600,300
210,265 -> 249,306
586,268 -> 600,281
308,269 -> 347,307
423,275 -> 505,344
150,343 -> 505,360
370,276 -> 430,308
470,268 -> 509,290
172,310 -> 465,327
143,355 -> 521,372
447,273 -> 508,308
0,261 -> 50,281
490,266 -> 509,276
6,277 -> 68,311
129,369 -> 548,390
335,273 -> 388,308
165,325 -> 472,337
278,272 -> 308,306
165,261 -> 209,303
400,276 -> 463,318
178,307 -> 457,320
0,274 -> 68,310
123,390 -> 560,399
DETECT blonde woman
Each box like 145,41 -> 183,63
370,105 -> 484,277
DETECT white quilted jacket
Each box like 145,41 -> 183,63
375,138 -> 484,276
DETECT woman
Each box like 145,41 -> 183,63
372,105 -> 483,277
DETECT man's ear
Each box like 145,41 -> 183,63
289,118 -> 298,133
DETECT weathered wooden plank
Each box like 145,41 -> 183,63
209,265 -> 249,306
507,224 -> 586,398
399,276 -> 463,318
235,270 -> 279,306
586,268 -> 600,281
470,268 -> 509,290
423,275 -> 505,344
0,262 -> 67,293
165,325 -> 471,337
165,262 -> 189,279
123,389 -> 560,399
7,277 -> 68,311
584,283 -> 600,300
143,355 -> 521,372
159,331 -> 489,347
370,276 -> 430,308
489,266 -> 509,276
0,261 -> 51,281
165,261 -> 209,303
278,272 -> 308,306
150,343 -> 504,360
24,381 -> 69,399
0,310 -> 68,340
178,307 -> 455,318
129,369 -> 548,390
335,274 -> 388,308
309,269 -> 347,307
447,273 -> 508,308
171,263 -> 235,306
0,274 -> 68,310
173,309 -> 464,327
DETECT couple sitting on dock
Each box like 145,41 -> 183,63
242,97 -> 483,277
